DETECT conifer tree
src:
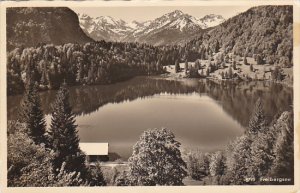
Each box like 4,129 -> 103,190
225,135 -> 252,185
228,66 -> 233,79
248,128 -> 274,180
47,83 -> 86,174
248,98 -> 266,134
215,40 -> 220,53
232,60 -> 237,70
86,163 -> 107,186
250,64 -> 254,72
221,71 -> 225,79
175,60 -> 180,73
243,56 -> 248,65
269,111 -> 293,180
19,81 -> 46,144
209,151 -> 225,177
206,68 -> 210,77
185,60 -> 188,73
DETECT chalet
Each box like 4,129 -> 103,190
79,142 -> 109,162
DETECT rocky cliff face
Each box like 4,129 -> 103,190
7,7 -> 93,51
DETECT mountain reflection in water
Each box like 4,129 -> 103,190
7,77 -> 293,159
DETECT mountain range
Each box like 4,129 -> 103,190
78,10 -> 225,45
7,5 -> 292,66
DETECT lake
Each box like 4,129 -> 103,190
7,77 -> 293,159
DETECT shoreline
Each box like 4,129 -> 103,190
159,68 -> 293,88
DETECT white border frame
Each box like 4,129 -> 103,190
0,1 -> 299,193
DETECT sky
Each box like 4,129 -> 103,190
71,6 -> 253,22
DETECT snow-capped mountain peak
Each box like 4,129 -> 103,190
77,10 -> 225,44
127,20 -> 144,29
165,10 -> 185,17
200,14 -> 225,28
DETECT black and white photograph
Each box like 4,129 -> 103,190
2,1 -> 298,190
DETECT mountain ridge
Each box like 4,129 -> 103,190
7,7 -> 93,51
187,5 -> 293,66
78,10 -> 225,45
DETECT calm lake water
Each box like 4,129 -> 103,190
7,77 -> 293,159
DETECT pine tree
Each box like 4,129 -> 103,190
233,60 -> 237,70
221,71 -> 225,79
186,151 -> 210,181
225,71 -> 228,79
156,58 -> 162,72
225,135 -> 252,185
248,98 -> 266,134
195,60 -> 200,70
86,163 -> 107,186
256,54 -> 264,65
250,64 -> 254,72
228,66 -> 233,79
225,55 -> 229,63
215,40 -> 220,53
206,69 -> 210,77
269,111 -> 293,180
271,66 -> 283,81
244,56 -> 248,65
175,60 -> 180,73
248,128 -> 274,180
18,81 -> 46,144
40,69 -> 49,86
184,60 -> 188,74
209,151 -> 225,177
47,83 -> 86,174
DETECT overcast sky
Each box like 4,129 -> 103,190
71,6 -> 253,22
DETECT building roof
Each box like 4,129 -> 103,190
79,143 -> 108,155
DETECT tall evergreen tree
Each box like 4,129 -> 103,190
228,66 -> 233,78
209,151 -> 225,177
243,56 -> 248,65
47,83 -> 86,174
184,60 -> 188,74
250,64 -> 254,72
175,60 -> 180,73
269,111 -> 293,181
209,151 -> 225,185
232,60 -> 237,70
225,135 -> 252,185
248,128 -> 274,181
248,98 -> 266,134
18,81 -> 46,144
215,40 -> 220,53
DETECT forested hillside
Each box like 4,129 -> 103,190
7,7 -> 93,51
187,5 -> 293,67
7,41 -> 180,95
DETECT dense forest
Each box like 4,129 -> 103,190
187,6 -> 293,67
7,41 -> 187,95
184,101 -> 293,185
